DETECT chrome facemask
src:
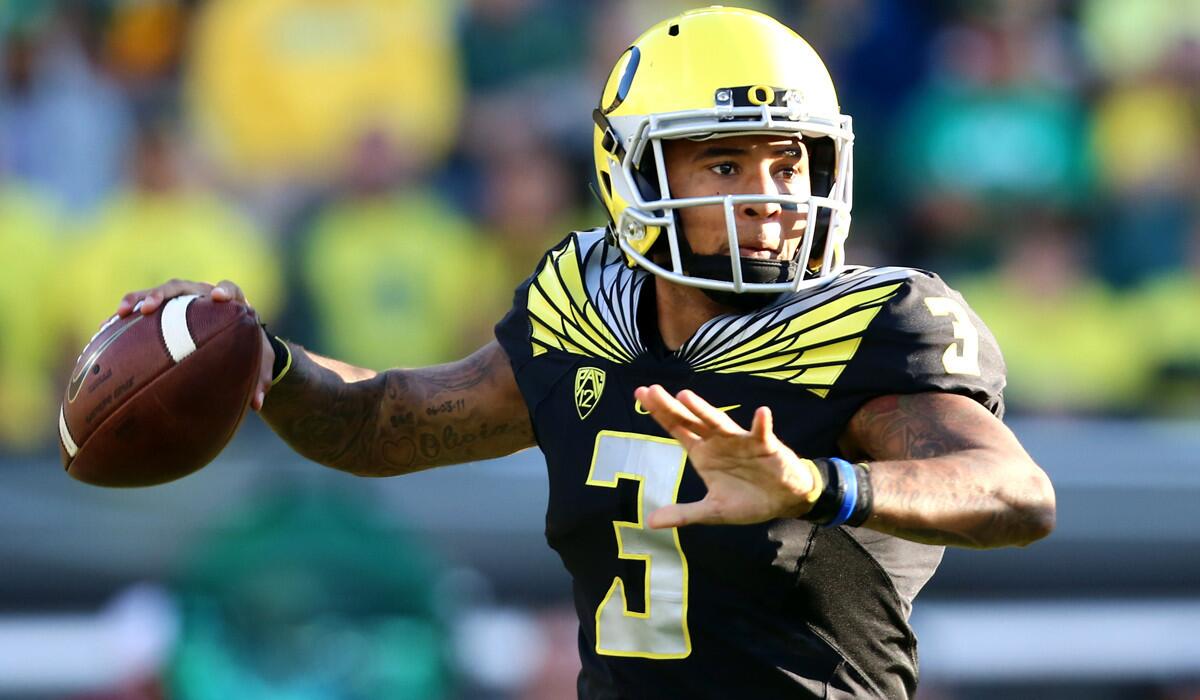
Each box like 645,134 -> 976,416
605,98 -> 854,295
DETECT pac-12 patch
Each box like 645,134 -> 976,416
574,367 -> 606,420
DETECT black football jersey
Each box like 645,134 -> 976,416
495,229 -> 1005,699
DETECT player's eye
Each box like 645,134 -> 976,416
709,162 -> 737,176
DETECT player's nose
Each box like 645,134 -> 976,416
737,166 -> 783,219
740,200 -> 783,219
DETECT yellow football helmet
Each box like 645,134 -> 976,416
592,6 -> 854,296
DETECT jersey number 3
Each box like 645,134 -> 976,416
586,431 -> 692,659
925,296 -> 981,376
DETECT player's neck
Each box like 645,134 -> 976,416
654,277 -> 733,351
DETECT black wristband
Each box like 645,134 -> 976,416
260,324 -> 292,384
802,458 -> 874,528
846,462 -> 874,527
803,458 -> 844,525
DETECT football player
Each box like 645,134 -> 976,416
116,7 -> 1055,698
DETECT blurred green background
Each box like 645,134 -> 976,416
1,0 -> 1198,698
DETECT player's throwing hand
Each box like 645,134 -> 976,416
635,384 -> 821,529
116,279 -> 276,411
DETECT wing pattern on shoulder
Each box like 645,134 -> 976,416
527,231 -> 646,363
682,267 -> 916,396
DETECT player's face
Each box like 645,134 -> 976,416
662,134 -> 811,261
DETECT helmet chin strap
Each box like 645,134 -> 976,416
685,254 -> 797,311
671,212 -> 797,312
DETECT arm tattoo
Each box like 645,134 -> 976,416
846,393 -> 981,460
842,393 -> 1055,549
261,342 -> 535,477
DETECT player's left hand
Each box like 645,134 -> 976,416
635,384 -> 819,529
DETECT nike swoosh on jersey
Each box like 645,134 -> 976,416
634,399 -> 740,415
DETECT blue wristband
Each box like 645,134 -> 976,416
824,458 -> 858,528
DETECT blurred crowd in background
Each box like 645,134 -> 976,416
0,0 -> 1198,451
2,2 -> 1199,698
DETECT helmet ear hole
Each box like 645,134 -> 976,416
804,137 -> 837,264
633,152 -> 662,201
805,136 -> 835,197
600,171 -> 613,198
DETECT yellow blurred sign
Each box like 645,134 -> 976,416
188,0 -> 461,178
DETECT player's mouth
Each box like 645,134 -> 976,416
737,244 -> 781,259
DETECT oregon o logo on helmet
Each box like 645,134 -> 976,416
747,85 -> 776,105
601,46 -> 641,114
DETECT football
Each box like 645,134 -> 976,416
59,294 -> 263,487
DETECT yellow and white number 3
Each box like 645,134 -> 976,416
586,431 -> 692,659
924,296 -> 981,376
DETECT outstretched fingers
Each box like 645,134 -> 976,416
648,499 -> 721,529
635,385 -> 704,447
750,406 -> 774,444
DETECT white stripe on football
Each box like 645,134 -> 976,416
161,294 -> 199,363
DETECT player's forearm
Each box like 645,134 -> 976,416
260,342 -> 535,476
841,393 -> 1056,549
860,451 -> 1056,548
